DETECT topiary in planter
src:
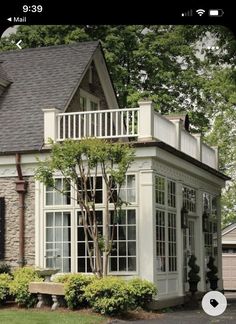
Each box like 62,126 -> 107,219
206,256 -> 218,291
188,255 -> 200,296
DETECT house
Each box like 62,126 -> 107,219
222,223 -> 236,290
0,41 -> 230,307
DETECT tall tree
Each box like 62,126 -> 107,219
35,138 -> 134,277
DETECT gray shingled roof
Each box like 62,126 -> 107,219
0,63 -> 11,83
0,41 -> 100,153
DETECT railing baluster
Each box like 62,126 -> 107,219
110,111 -> 113,136
98,113 -> 102,137
94,112 -> 97,137
57,115 -> 60,140
132,110 -> 135,135
73,114 -> 76,139
68,115 -> 71,138
121,111 -> 124,136
84,113 -> 86,137
89,113 -> 92,137
78,114 -> 81,139
63,115 -> 65,140
116,111 -> 118,137
105,112 -> 107,137
126,110 -> 129,135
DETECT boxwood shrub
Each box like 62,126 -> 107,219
0,273 -> 12,304
54,273 -> 95,309
127,278 -> 157,309
9,267 -> 43,308
84,276 -> 131,316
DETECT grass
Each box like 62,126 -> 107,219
0,308 -> 106,324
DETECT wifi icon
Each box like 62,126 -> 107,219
196,9 -> 205,16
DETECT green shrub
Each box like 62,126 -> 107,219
54,273 -> 95,309
127,278 -> 157,309
53,273 -> 74,284
84,277 -> 131,316
0,273 -> 12,304
9,267 -> 43,308
0,263 -> 11,275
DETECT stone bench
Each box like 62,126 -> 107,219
29,282 -> 65,310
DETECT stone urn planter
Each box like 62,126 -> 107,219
35,268 -> 59,282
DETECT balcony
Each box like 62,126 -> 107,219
43,101 -> 218,170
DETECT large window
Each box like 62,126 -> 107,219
46,178 -> 71,206
156,210 -> 166,272
77,210 -> 103,273
204,193 -> 218,260
110,209 -> 137,272
44,174 -> 137,273
168,212 -> 177,272
155,175 -> 177,273
45,211 -> 71,272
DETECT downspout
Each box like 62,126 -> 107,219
15,153 -> 28,267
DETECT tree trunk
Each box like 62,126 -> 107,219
103,189 -> 109,276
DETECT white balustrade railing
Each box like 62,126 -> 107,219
57,108 -> 139,141
43,102 -> 218,170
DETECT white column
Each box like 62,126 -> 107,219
138,101 -> 154,141
35,180 -> 44,268
138,170 -> 156,283
42,108 -> 59,144
193,134 -> 202,162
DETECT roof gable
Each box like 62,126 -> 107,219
222,223 -> 236,237
0,41 -> 104,153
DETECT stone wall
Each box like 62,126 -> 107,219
0,176 -> 35,267
67,61 -> 108,112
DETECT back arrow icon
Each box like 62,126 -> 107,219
16,40 -> 22,49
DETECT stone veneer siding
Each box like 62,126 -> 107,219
0,176 -> 35,267
67,61 -> 109,112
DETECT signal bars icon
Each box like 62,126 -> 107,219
181,9 -> 193,17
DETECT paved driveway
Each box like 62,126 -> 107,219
109,293 -> 236,324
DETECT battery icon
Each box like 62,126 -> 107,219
209,9 -> 224,17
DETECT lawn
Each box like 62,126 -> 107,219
0,308 -> 106,324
